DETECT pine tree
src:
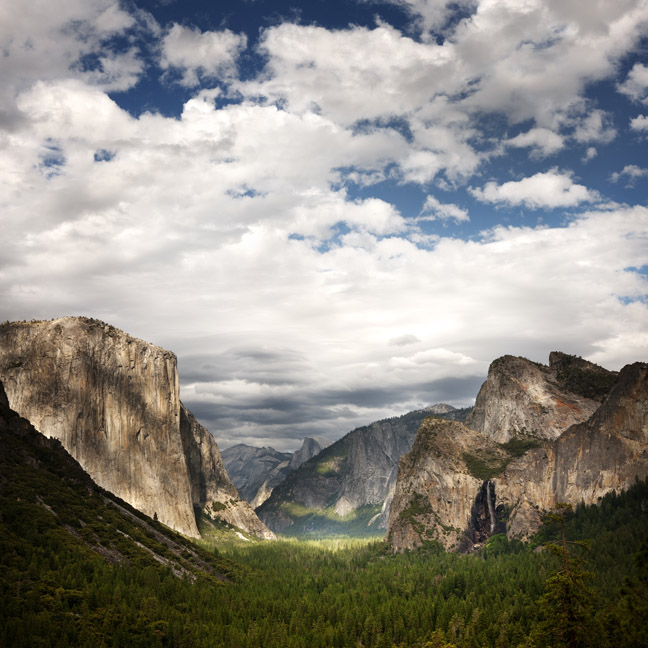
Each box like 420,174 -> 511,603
615,533 -> 648,648
532,503 -> 602,648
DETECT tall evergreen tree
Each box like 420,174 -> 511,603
532,504 -> 601,648
615,533 -> 648,648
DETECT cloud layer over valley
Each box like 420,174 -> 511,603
1,0 -> 647,450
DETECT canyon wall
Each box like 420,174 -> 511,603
466,352 -> 614,443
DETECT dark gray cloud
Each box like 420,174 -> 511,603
178,347 -> 310,385
182,371 -> 485,451
318,376 -> 484,409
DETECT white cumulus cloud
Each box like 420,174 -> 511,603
160,23 -> 247,86
470,170 -> 598,209
2,0 -> 648,449
380,0 -> 478,34
572,109 -> 616,144
610,164 -> 648,186
419,195 -> 469,222
505,128 -> 565,157
630,114 -> 648,131
618,62 -> 648,104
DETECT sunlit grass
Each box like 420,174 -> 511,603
276,501 -> 384,538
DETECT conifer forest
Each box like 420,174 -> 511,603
2,471 -> 648,648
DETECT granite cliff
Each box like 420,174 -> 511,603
498,361 -> 648,540
388,417 -> 500,552
387,354 -> 647,552
465,352 -> 615,443
222,437 -> 328,509
257,405 -> 469,535
0,317 -> 274,540
179,405 -> 275,538
290,437 -> 329,470
0,379 -> 234,579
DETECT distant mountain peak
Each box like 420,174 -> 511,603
424,403 -> 457,414
289,436 -> 329,470
222,436 -> 329,509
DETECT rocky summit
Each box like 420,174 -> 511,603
222,437 -> 328,509
465,352 -> 617,443
0,317 -> 274,540
387,353 -> 648,552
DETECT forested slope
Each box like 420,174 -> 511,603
3,427 -> 648,648
0,381 -> 238,647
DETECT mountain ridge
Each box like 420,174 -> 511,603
387,353 -> 648,552
222,436 -> 329,508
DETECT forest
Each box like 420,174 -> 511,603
2,470 -> 648,648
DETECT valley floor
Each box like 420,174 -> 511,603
3,481 -> 648,648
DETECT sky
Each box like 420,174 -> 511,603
1,0 -> 647,452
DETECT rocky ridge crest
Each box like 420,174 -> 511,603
465,352 -> 615,443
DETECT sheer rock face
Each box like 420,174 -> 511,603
0,317 -> 273,540
257,409 -> 430,533
387,418 -> 485,552
340,417 -> 418,508
0,379 -> 70,464
222,437 -> 328,509
388,356 -> 647,552
179,406 -> 275,539
465,354 -> 609,443
498,362 -> 648,540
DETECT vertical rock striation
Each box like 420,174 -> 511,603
0,317 -> 273,540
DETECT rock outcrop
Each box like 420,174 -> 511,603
0,317 -> 274,540
387,354 -> 648,552
0,379 -> 232,579
180,406 -> 275,539
222,437 -> 328,509
388,418 -> 490,552
424,403 -> 461,417
465,353 -> 614,443
290,437 -> 329,470
498,361 -> 648,540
